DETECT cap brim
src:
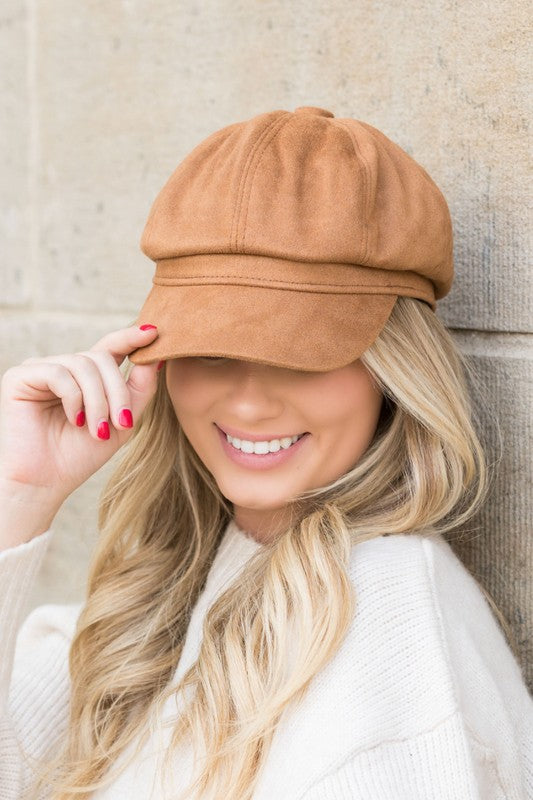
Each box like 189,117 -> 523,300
128,283 -> 397,372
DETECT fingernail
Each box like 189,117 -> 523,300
157,360 -> 165,371
118,408 -> 133,428
97,420 -> 110,440
76,410 -> 86,427
139,324 -> 157,331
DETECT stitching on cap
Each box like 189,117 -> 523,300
332,119 -> 370,264
231,115 -> 289,253
240,114 -> 295,252
152,275 -> 422,291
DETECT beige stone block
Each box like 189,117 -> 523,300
31,4 -> 166,314
0,1 -> 31,306
0,310 -> 138,377
449,331 -> 532,689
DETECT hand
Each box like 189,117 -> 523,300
0,324 -> 162,511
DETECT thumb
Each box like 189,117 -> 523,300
125,360 -> 164,422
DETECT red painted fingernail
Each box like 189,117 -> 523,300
97,420 -> 110,440
76,410 -> 85,427
139,324 -> 157,331
118,407 -> 133,428
157,361 -> 165,371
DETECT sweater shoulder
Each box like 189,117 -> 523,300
345,532 -> 531,730
341,532 -> 461,729
255,532 -> 533,799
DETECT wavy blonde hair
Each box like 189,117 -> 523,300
29,296 -> 515,799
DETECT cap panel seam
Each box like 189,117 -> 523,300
230,116 -> 281,252
230,114 -> 290,254
331,119 -> 371,264
239,113 -> 296,253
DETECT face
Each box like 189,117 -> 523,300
165,357 -> 383,544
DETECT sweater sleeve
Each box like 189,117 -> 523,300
301,709 -> 512,800
0,532 -> 80,800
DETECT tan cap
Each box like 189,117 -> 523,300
128,106 -> 453,371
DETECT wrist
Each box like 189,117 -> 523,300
0,477 -> 64,548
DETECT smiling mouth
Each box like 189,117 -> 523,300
216,423 -> 308,442
216,424 -> 311,463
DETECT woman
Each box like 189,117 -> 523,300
0,107 -> 531,799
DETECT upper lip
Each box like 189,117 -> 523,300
216,423 -> 307,442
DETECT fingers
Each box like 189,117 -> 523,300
89,323 -> 159,365
13,324 -> 163,441
62,351 -> 136,438
21,349 -> 155,440
13,362 -> 85,427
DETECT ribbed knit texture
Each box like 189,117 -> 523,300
1,522 -> 532,799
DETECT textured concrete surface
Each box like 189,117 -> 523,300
1,1 -> 531,689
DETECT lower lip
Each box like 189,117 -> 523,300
215,425 -> 311,471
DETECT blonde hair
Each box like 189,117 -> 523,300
28,296 -> 515,799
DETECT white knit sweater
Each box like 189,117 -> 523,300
1,519 -> 532,799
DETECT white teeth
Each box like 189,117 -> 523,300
226,433 -> 304,455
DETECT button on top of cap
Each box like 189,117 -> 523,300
293,106 -> 335,118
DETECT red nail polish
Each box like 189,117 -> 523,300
140,324 -> 157,331
76,410 -> 85,427
97,420 -> 110,440
118,408 -> 133,428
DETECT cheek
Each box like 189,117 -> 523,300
302,373 -> 383,486
318,371 -> 383,444
165,364 -> 214,420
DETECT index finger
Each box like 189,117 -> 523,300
89,324 -> 159,364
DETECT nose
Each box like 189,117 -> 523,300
225,363 -> 285,415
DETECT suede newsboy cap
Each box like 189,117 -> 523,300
128,105 -> 453,371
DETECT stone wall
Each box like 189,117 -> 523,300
1,1 -> 531,689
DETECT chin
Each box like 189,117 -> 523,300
218,484 -> 291,512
